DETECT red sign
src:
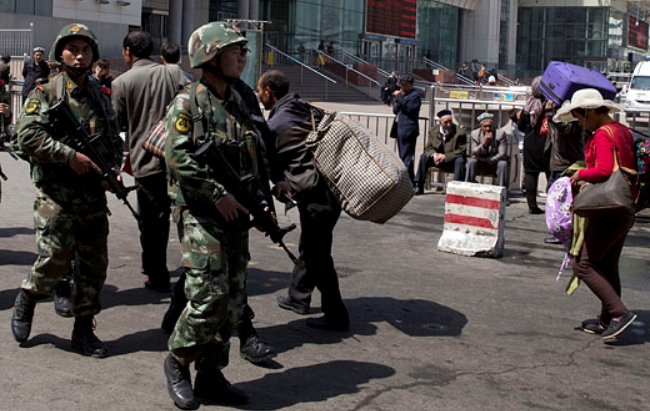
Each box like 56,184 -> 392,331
366,0 -> 417,39
628,16 -> 649,50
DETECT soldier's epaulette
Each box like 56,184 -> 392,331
35,85 -> 45,92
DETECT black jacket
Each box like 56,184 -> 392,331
267,93 -> 323,193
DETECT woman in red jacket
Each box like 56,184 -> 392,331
554,88 -> 637,341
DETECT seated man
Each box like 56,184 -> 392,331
465,112 -> 508,187
415,109 -> 466,194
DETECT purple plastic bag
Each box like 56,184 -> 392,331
545,177 -> 574,280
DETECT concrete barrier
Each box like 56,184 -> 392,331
437,181 -> 506,258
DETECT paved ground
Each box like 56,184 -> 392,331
0,113 -> 649,411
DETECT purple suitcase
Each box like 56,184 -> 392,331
540,61 -> 617,105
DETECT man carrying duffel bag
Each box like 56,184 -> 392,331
257,69 -> 350,332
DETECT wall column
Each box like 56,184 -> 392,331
169,0 -> 182,46
181,0 -> 195,49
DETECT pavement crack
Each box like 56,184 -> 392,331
349,340 -> 596,410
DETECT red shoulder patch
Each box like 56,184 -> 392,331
36,85 -> 44,92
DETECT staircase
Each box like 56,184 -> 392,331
272,64 -> 376,103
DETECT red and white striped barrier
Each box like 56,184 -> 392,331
437,181 -> 506,258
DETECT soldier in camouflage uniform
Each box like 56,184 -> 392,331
162,22 -> 267,409
10,23 -> 123,359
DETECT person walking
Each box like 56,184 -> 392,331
257,69 -> 350,332
392,74 -> 421,188
518,76 -> 551,214
112,31 -> 176,293
10,23 -> 123,358
554,88 -> 637,340
162,22 -> 264,409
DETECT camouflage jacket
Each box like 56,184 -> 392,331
15,72 -> 123,203
164,80 -> 268,220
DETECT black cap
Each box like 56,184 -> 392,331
437,109 -> 452,118
399,74 -> 414,83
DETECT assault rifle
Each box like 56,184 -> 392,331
48,98 -> 139,220
194,139 -> 298,264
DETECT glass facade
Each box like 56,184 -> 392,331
0,0 -> 51,15
517,6 -> 609,77
259,0 -> 364,54
417,0 -> 458,68
499,0 -> 510,70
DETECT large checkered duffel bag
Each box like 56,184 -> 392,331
305,111 -> 413,223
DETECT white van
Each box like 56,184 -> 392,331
625,59 -> 650,109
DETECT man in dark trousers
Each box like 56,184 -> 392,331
414,109 -> 466,194
112,31 -> 176,292
159,75 -> 283,364
257,69 -> 349,332
393,74 -> 421,189
21,46 -> 50,100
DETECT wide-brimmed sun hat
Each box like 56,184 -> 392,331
554,88 -> 623,122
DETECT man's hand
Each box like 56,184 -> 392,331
100,169 -> 122,192
69,152 -> 101,175
0,103 -> 10,119
433,153 -> 446,165
482,131 -> 493,146
393,90 -> 402,98
273,181 -> 292,201
216,193 -> 249,222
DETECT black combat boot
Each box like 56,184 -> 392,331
71,316 -> 107,358
11,290 -> 36,343
53,280 -> 72,318
238,318 -> 277,363
194,370 -> 249,405
163,354 -> 197,410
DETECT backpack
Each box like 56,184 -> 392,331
545,177 -> 574,280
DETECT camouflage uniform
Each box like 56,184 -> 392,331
165,77 -> 268,369
15,27 -> 122,317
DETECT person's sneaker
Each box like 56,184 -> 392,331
53,281 -> 73,318
11,290 -> 36,343
529,206 -> 544,214
194,370 -> 249,405
240,333 -> 277,363
306,316 -> 349,332
601,311 -> 637,340
581,318 -> 607,335
276,296 -> 310,315
164,354 -> 197,410
71,316 -> 107,358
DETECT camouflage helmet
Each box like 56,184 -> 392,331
50,23 -> 100,64
188,22 -> 248,68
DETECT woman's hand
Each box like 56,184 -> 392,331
570,171 -> 581,185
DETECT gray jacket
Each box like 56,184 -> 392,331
112,58 -> 176,178
469,127 -> 508,164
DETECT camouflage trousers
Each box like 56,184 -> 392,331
21,190 -> 109,317
168,208 -> 249,372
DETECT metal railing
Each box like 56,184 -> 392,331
313,49 -> 382,101
264,44 -> 337,100
422,57 -> 449,71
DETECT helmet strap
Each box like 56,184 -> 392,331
63,64 -> 90,77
